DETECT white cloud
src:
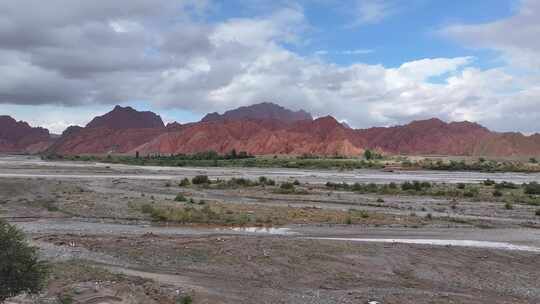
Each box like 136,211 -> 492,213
441,0 -> 540,69
316,49 -> 374,56
0,0 -> 539,134
352,0 -> 396,25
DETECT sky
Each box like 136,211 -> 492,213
1,0 -> 539,134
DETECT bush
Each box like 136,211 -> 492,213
483,179 -> 496,186
192,175 -> 210,185
141,204 -> 155,214
495,181 -> 519,189
536,209 -> 540,216
492,190 -> 503,197
174,193 -> 188,202
457,183 -> 466,189
376,198 -> 385,203
463,187 -> 479,198
401,181 -> 426,192
58,294 -> 74,304
293,179 -> 301,186
280,182 -> 295,190
363,149 -> 382,160
0,220 -> 49,302
401,181 -> 413,191
420,181 -> 432,188
178,295 -> 193,304
224,177 -> 257,187
179,178 -> 191,187
504,202 -> 513,210
524,182 -> 540,195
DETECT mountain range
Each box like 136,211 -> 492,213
1,102 -> 540,157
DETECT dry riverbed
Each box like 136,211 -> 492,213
1,155 -> 540,303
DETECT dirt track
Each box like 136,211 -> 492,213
1,155 -> 540,303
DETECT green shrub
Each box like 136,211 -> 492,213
225,177 -> 258,187
483,179 -> 496,186
192,175 -> 210,185
366,183 -> 379,193
292,179 -> 301,186
280,182 -> 295,190
179,178 -> 191,187
177,295 -> 193,304
504,202 -> 513,210
463,187 -> 479,198
495,181 -> 519,189
376,198 -> 385,203
536,209 -> 540,216
524,182 -> 540,195
0,220 -> 49,302
58,294 -> 74,304
141,204 -> 155,214
457,183 -> 466,189
420,181 -> 432,188
401,181 -> 427,191
174,193 -> 188,202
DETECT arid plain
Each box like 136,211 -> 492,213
2,155 -> 540,304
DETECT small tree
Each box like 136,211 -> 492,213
0,220 -> 48,302
363,149 -> 373,160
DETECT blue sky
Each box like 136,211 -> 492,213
1,0 -> 539,134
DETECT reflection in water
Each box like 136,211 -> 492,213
314,238 -> 540,253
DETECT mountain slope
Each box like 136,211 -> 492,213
0,116 -> 53,153
43,103 -> 540,157
47,106 -> 166,155
201,102 -> 312,123
87,105 -> 164,129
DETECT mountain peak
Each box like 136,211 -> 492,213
86,105 -> 165,129
201,102 -> 313,123
0,115 -> 51,153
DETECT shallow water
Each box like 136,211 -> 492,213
228,226 -> 296,235
313,237 -> 540,253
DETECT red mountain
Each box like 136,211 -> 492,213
47,106 -> 166,155
0,116 -> 53,153
36,102 -> 540,157
201,102 -> 312,123
87,105 -> 164,129
132,115 -> 362,156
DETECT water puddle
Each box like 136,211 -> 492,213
313,238 -> 540,253
224,227 -> 296,235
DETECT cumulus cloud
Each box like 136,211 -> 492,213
441,0 -> 540,69
0,0 -> 539,133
